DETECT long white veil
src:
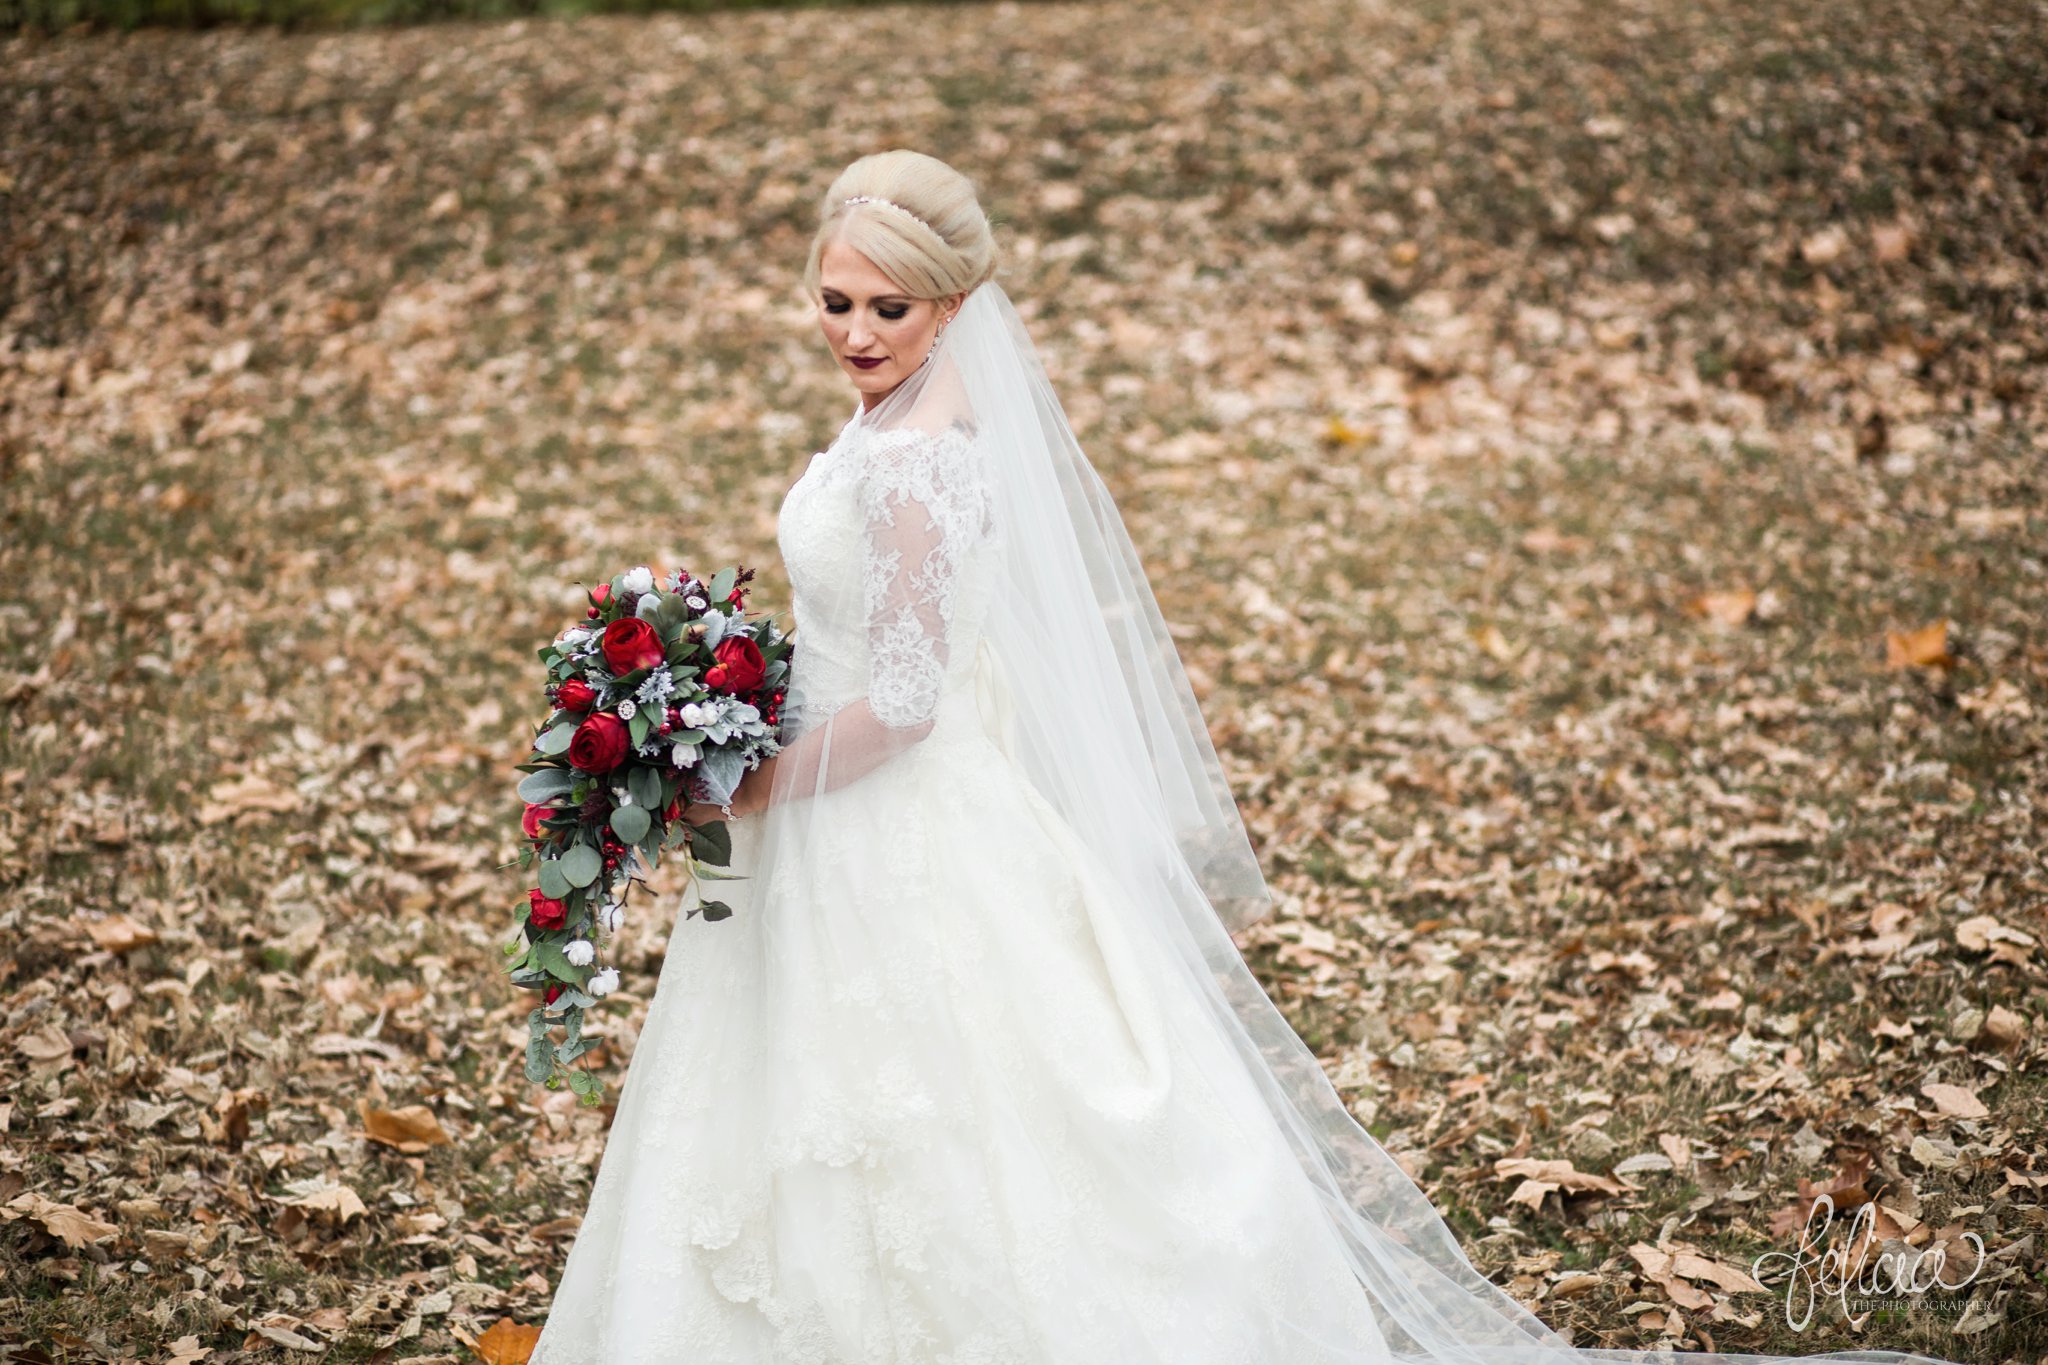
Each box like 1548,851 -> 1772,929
736,277 -> 1963,1365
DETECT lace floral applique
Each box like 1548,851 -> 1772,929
853,422 -> 992,731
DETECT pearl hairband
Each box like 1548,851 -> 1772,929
839,195 -> 935,233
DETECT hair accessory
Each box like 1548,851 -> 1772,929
840,194 -> 936,233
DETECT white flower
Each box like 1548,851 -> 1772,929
621,566 -> 654,596
589,966 -> 621,997
564,939 -> 595,967
670,743 -> 698,768
678,701 -> 710,728
599,904 -> 625,935
617,698 -> 638,720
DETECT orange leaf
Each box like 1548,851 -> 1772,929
1470,623 -> 1518,662
1520,527 -> 1592,555
1767,1153 -> 1871,1239
1687,589 -> 1757,627
358,1096 -> 453,1152
1884,619 -> 1953,670
1321,416 -> 1374,448
472,1317 -> 543,1365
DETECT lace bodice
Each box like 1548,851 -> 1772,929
775,405 -> 999,740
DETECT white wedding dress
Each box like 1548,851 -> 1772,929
532,385 -> 1960,1365
534,403 -> 1400,1363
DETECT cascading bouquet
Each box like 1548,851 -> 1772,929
506,562 -> 792,1103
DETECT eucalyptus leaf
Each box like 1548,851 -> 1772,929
538,857 -> 571,900
518,767 -> 576,802
537,721 -> 577,756
610,803 -> 651,844
533,938 -> 583,984
708,567 -> 736,602
559,843 -> 602,888
628,766 -> 662,811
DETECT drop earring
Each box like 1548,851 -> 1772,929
926,310 -> 956,362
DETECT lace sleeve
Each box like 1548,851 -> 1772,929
858,423 -> 984,730
753,422 -> 987,809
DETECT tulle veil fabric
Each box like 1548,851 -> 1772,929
655,278 -> 1963,1365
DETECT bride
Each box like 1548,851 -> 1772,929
530,151 -> 1959,1365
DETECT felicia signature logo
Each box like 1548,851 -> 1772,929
1750,1193 -> 1985,1331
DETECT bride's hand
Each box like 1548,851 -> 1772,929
678,802 -> 727,827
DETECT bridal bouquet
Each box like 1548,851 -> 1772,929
506,563 -> 792,1102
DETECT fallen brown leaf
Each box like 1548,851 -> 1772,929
471,1317 -> 544,1365
84,913 -> 159,953
1920,1081 -> 1990,1120
1688,588 -> 1758,627
4,1193 -> 119,1249
1884,618 -> 1954,671
358,1096 -> 454,1152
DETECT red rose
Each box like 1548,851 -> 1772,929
705,636 -> 766,694
591,583 -> 611,606
528,888 -> 568,931
567,712 -> 631,773
555,679 -> 596,713
522,803 -> 553,840
545,982 -> 564,1005
602,617 -> 665,675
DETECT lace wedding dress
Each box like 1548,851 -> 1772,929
532,292 -> 1962,1365
533,402 -> 1407,1363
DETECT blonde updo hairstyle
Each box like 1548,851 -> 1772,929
803,150 -> 999,304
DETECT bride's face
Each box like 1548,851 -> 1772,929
816,240 -> 958,409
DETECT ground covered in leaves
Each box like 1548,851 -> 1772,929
2,0 -> 2045,1359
